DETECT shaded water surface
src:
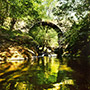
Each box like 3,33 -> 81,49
0,56 -> 90,90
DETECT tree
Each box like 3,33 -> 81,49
53,0 -> 90,28
52,0 -> 90,56
0,0 -> 47,30
41,0 -> 57,20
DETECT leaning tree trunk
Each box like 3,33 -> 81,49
10,18 -> 17,30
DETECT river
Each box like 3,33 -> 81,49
0,55 -> 90,90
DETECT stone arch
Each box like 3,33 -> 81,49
29,21 -> 63,47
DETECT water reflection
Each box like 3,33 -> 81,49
0,56 -> 90,90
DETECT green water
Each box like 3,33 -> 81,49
0,56 -> 90,90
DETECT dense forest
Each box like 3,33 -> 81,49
0,0 -> 90,90
0,0 -> 90,59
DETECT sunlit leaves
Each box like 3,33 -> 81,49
53,0 -> 89,23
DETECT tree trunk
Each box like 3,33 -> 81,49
0,17 -> 4,26
10,18 -> 17,30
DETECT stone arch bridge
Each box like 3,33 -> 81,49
29,21 -> 63,48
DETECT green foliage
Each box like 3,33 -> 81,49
0,0 -> 47,26
52,0 -> 90,56
53,0 -> 90,21
0,28 -> 38,49
9,0 -> 45,19
62,15 -> 90,56
29,25 -> 58,47
41,0 -> 57,19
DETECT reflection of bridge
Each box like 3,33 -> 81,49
29,20 -> 63,48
